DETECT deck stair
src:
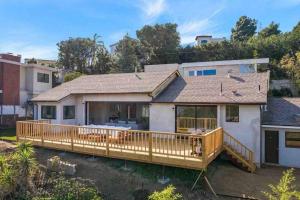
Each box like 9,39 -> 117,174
223,131 -> 256,173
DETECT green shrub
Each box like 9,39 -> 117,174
148,185 -> 182,200
64,71 -> 83,82
263,168 -> 300,200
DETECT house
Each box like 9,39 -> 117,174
144,58 -> 269,76
0,53 -> 57,126
262,98 -> 300,168
20,63 -> 57,117
0,53 -> 22,125
195,35 -> 226,46
24,58 -> 57,67
31,64 -> 270,168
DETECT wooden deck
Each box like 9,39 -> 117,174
17,120 -> 224,170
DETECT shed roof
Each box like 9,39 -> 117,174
262,97 -> 300,127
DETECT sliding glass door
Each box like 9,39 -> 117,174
176,105 -> 217,133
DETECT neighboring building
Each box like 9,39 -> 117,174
195,35 -> 226,46
0,53 -> 22,125
144,58 -> 270,76
24,58 -> 57,67
0,53 -> 57,126
262,98 -> 300,168
32,67 -> 270,167
20,63 -> 57,117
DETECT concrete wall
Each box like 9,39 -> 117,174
262,127 -> 300,168
219,105 -> 261,164
149,103 -> 175,132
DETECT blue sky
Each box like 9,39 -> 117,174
0,0 -> 299,60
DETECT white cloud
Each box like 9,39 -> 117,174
0,42 -> 57,61
178,6 -> 224,44
138,0 -> 167,20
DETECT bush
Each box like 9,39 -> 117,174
263,168 -> 300,200
148,185 -> 182,200
270,88 -> 293,97
64,71 -> 83,82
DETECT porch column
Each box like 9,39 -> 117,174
217,105 -> 221,127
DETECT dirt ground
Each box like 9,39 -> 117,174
1,141 -> 299,200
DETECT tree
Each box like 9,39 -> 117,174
258,22 -> 281,38
148,185 -> 182,200
64,71 -> 84,82
263,168 -> 300,200
231,16 -> 257,42
280,51 -> 300,80
57,34 -> 113,74
113,34 -> 141,73
137,23 -> 180,64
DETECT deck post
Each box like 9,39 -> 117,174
149,132 -> 152,161
106,129 -> 109,155
202,136 -> 207,166
16,122 -> 19,142
41,123 -> 44,146
71,127 -> 74,151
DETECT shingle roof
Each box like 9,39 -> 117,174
153,72 -> 269,104
32,70 -> 178,101
262,97 -> 300,127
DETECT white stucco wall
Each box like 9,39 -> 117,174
219,105 -> 261,164
262,127 -> 300,168
149,103 -> 175,132
32,68 -> 53,94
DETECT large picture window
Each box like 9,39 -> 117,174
37,72 -> 49,83
41,106 -> 56,119
63,106 -> 75,119
286,132 -> 300,148
226,105 -> 239,122
176,105 -> 217,133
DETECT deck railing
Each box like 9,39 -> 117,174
16,120 -> 224,170
176,117 -> 217,132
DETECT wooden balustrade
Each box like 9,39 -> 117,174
223,131 -> 253,162
176,117 -> 217,132
16,120 -> 224,170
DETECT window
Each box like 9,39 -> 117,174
226,105 -> 239,122
285,132 -> 300,148
188,71 -> 195,76
176,105 -> 217,133
203,69 -> 216,76
37,73 -> 49,83
196,70 -> 203,76
41,106 -> 56,119
201,40 -> 208,44
63,106 -> 75,119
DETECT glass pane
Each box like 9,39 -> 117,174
226,105 -> 239,122
176,106 -> 196,133
196,106 -> 217,130
196,70 -> 203,76
203,69 -> 216,76
188,71 -> 195,76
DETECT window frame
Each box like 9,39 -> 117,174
285,132 -> 300,148
37,72 -> 50,83
203,69 -> 217,76
63,105 -> 75,120
226,105 -> 239,122
41,105 -> 56,119
188,71 -> 195,76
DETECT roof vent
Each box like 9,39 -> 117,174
232,90 -> 240,96
227,69 -> 233,78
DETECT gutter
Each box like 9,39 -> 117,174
261,125 -> 300,129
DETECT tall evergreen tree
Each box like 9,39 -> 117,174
113,35 -> 141,73
137,23 -> 180,64
258,22 -> 281,38
231,16 -> 257,42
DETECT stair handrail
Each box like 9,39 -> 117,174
223,131 -> 254,163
